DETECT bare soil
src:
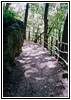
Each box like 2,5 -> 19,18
3,40 -> 68,97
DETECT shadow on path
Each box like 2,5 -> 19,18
3,40 -> 68,97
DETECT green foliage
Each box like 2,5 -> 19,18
62,73 -> 68,78
7,3 -> 68,42
63,66 -> 68,71
3,8 -> 16,19
47,3 -> 68,50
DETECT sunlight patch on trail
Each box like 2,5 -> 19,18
13,40 -> 68,97
47,61 -> 58,68
35,77 -> 45,81
24,68 -> 38,78
44,56 -> 56,61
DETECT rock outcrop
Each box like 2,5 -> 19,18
3,17 -> 24,72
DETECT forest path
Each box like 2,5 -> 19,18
3,40 -> 68,97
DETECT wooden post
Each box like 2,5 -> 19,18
59,37 -> 60,50
28,30 -> 30,41
55,39 -> 58,59
34,32 -> 37,43
51,37 -> 53,55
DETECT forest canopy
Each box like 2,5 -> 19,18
3,2 -> 68,69
5,3 -> 68,42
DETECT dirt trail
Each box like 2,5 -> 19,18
3,40 -> 68,97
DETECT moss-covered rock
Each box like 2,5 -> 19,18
3,17 -> 24,72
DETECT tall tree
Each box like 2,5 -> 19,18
44,3 -> 49,48
5,3 -> 11,10
60,14 -> 68,60
3,3 -> 11,11
23,3 -> 29,39
34,25 -> 39,43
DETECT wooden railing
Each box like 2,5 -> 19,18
27,31 -> 68,66
38,33 -> 68,66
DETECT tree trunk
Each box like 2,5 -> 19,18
44,3 -> 49,48
34,32 -> 37,43
40,33 -> 41,44
5,3 -> 11,10
60,14 -> 68,61
32,26 -> 35,41
34,25 -> 39,43
23,3 -> 29,39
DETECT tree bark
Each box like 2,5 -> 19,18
34,26 -> 39,43
34,32 -> 37,43
44,3 -> 49,48
40,33 -> 41,44
5,3 -> 11,10
23,3 -> 29,39
60,14 -> 68,61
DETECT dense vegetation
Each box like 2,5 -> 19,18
3,4 -> 24,72
3,3 -> 68,74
